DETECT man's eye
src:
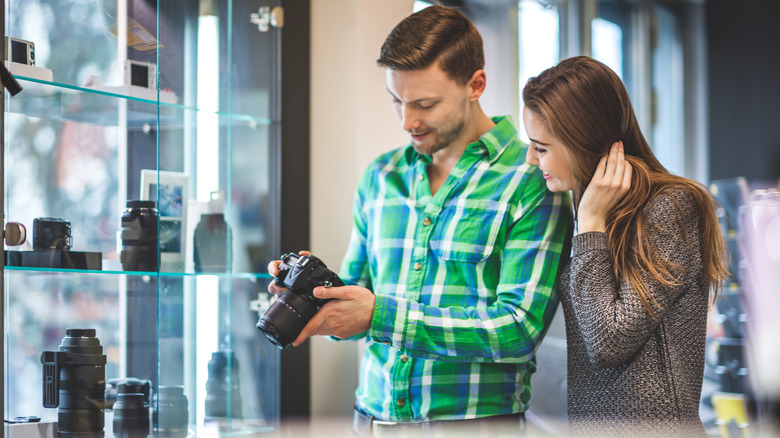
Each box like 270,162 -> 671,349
419,102 -> 435,109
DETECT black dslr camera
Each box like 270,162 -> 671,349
256,253 -> 344,349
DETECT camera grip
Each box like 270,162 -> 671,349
41,351 -> 61,408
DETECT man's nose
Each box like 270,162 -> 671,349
400,106 -> 418,131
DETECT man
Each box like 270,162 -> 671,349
269,5 -> 572,435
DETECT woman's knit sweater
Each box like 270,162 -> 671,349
558,188 -> 710,437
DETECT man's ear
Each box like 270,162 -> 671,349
468,69 -> 487,101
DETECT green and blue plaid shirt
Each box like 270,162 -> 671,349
339,116 -> 573,422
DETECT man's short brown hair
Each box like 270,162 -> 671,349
377,5 -> 484,85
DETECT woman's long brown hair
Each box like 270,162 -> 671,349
523,56 -> 729,316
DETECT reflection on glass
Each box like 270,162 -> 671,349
518,0 -> 560,142
592,18 -> 623,79
649,4 -> 685,176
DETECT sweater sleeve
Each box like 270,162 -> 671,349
565,189 -> 705,368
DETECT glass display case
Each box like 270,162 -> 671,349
3,0 -> 284,436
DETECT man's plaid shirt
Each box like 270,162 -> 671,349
340,116 -> 573,422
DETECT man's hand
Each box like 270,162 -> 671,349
291,285 -> 376,346
266,250 -> 311,295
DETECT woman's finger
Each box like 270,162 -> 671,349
606,142 -> 623,181
592,153 -> 608,183
621,160 -> 632,193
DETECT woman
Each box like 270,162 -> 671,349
522,56 -> 729,436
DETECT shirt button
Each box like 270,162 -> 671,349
414,262 -> 422,271
384,341 -> 391,346
422,217 -> 432,226
417,173 -> 424,181
400,354 -> 409,362
397,398 -> 406,407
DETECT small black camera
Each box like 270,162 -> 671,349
32,217 -> 72,251
256,253 -> 344,349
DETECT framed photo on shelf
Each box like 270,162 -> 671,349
140,170 -> 189,272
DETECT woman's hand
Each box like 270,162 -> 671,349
577,142 -> 632,233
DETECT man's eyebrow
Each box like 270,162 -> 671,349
385,88 -> 438,104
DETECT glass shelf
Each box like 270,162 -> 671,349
4,264 -> 273,281
7,76 -> 276,130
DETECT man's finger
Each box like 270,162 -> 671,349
267,283 -> 286,295
313,285 -> 347,300
292,313 -> 325,346
267,261 -> 279,277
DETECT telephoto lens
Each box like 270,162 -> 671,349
204,351 -> 242,419
120,200 -> 159,271
41,328 -> 107,438
153,386 -> 189,437
112,393 -> 150,438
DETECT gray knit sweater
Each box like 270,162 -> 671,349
558,188 -> 710,437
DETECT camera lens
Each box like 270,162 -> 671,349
120,200 -> 159,271
256,289 -> 320,349
153,386 -> 188,438
41,328 -> 107,438
112,393 -> 149,438
204,351 -> 242,419
105,378 -> 151,410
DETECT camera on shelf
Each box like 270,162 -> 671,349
5,37 -> 35,66
125,59 -> 156,89
256,253 -> 344,349
32,217 -> 72,251
2,217 -> 102,270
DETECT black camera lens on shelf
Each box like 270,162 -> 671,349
205,351 -> 242,419
120,200 -> 159,272
256,253 -> 344,349
153,386 -> 189,437
40,328 -> 107,438
112,393 -> 150,438
105,377 -> 151,410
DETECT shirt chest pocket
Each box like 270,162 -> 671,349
429,200 -> 509,263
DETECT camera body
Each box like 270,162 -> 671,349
33,217 -> 72,251
5,37 -> 35,66
275,252 -> 342,294
125,59 -> 156,89
256,253 -> 344,349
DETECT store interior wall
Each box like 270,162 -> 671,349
308,0 -> 412,418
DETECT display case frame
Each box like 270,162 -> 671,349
0,0 -> 312,434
